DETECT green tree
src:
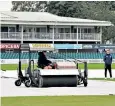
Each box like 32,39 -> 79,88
11,1 -> 47,12
47,1 -> 115,43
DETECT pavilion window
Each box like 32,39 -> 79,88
73,28 -> 77,33
65,28 -> 70,39
81,28 -> 84,33
40,28 -> 46,33
1,27 -> 8,38
9,27 -> 15,32
84,28 -> 87,33
49,28 -> 56,33
36,28 -> 40,32
23,28 -> 27,32
65,28 -> 70,33
1,27 -> 8,32
58,28 -> 64,33
87,28 -> 91,33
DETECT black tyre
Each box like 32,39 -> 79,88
76,76 -> 78,87
38,76 -> 43,88
78,75 -> 82,85
15,79 -> 21,86
83,78 -> 88,87
25,80 -> 31,87
33,69 -> 40,79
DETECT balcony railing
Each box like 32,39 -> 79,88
0,32 -> 101,41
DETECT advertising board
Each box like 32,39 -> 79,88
74,44 -> 82,49
29,44 -> 54,51
0,44 -> 19,49
99,44 -> 115,49
54,44 -> 74,49
82,44 -> 93,49
82,44 -> 115,49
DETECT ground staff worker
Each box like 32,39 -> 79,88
103,49 -> 113,79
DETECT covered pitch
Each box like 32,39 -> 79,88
1,78 -> 115,97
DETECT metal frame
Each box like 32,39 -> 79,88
15,43 -> 88,87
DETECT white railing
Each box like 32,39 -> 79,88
78,33 -> 101,40
0,32 -> 101,41
1,32 -> 21,40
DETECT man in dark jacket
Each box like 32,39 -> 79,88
103,49 -> 113,79
38,51 -> 52,69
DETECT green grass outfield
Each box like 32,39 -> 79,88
1,96 -> 115,106
1,63 -> 115,70
89,78 -> 115,81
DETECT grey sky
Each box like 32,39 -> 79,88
0,1 -> 12,11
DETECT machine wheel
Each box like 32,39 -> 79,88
76,76 -> 78,87
15,79 -> 21,86
38,76 -> 43,88
25,80 -> 31,87
83,78 -> 88,87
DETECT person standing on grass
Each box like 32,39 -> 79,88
103,49 -> 113,79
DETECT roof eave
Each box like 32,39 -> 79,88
1,20 -> 113,26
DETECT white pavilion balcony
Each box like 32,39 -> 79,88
0,32 -> 101,41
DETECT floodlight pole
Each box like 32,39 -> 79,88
100,26 -> 102,44
53,25 -> 54,45
21,25 -> 23,44
77,26 -> 78,53
53,21 -> 57,45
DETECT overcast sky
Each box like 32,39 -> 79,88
0,1 -> 12,11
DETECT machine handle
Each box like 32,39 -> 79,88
30,60 -> 34,70
84,62 -> 88,78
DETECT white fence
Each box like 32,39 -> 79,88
0,59 -> 115,64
